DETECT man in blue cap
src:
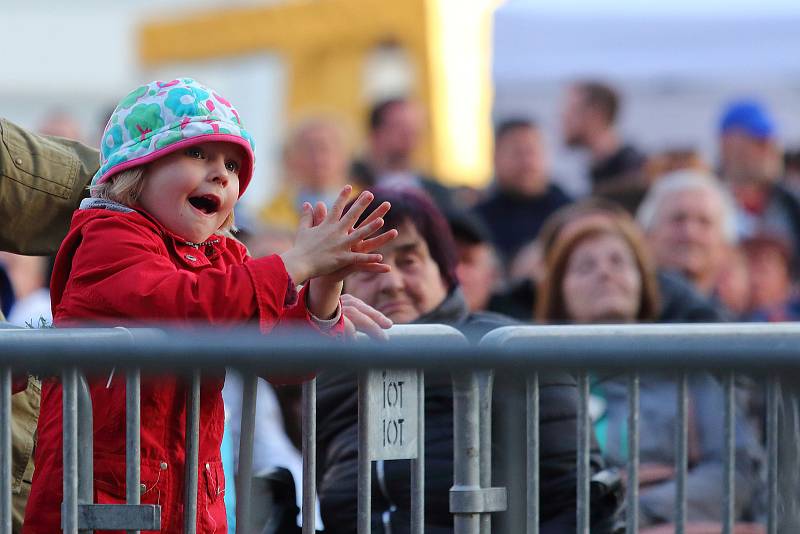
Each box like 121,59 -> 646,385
720,100 -> 800,533
718,99 -> 800,267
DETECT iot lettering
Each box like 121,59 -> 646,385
367,369 -> 418,460
382,375 -> 405,447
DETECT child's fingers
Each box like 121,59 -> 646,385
347,218 -> 385,243
349,200 -> 389,230
327,185 -> 355,222
313,201 -> 327,226
339,190 -> 374,228
348,252 -> 384,265
352,229 -> 398,253
350,262 -> 391,273
297,202 -> 313,229
334,261 -> 391,280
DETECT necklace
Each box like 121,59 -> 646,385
183,238 -> 220,249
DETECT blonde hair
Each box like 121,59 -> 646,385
89,166 -> 236,234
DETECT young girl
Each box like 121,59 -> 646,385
22,78 -> 396,533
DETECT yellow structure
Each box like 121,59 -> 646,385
140,0 -> 499,187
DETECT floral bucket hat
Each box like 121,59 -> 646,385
92,78 -> 256,197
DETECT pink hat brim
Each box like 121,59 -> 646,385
94,133 -> 255,198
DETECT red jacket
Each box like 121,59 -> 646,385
24,205 -> 342,534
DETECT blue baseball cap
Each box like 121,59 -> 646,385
719,99 -> 776,140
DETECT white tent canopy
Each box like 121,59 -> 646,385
492,2 -> 800,194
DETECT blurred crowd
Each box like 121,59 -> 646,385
4,79 -> 800,533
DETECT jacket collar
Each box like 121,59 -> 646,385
79,197 -> 135,213
413,287 -> 470,326
80,198 -> 223,250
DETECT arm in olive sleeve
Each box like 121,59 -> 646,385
0,118 -> 99,255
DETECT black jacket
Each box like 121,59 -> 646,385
473,185 -> 572,263
316,289 -> 613,534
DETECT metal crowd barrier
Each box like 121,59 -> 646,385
1,322 -> 800,533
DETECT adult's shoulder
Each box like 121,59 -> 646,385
472,189 -> 499,214
458,309 -> 520,344
417,175 -> 462,213
656,270 -> 730,322
487,278 -> 536,321
349,158 -> 375,189
548,182 -> 573,203
771,182 -> 800,224
773,181 -> 800,204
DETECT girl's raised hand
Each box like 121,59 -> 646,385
280,186 -> 398,283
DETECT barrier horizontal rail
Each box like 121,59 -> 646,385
479,326 -> 790,534
3,323 -> 800,373
1,322 -> 797,533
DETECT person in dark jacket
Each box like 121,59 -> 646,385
316,186 -> 618,534
473,118 -> 572,264
561,81 -> 647,213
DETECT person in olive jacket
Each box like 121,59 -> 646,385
0,118 -> 91,533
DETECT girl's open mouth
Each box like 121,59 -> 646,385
188,194 -> 221,215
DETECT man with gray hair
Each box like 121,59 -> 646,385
637,170 -> 738,296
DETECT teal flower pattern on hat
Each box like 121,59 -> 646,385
91,78 -> 256,197
155,131 -> 184,149
124,104 -> 165,141
118,85 -> 148,109
164,85 -> 211,117
102,124 -> 124,158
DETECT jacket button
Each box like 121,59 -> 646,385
160,462 -> 168,470
14,158 -> 23,165
205,462 -> 210,470
139,483 -> 146,493
185,254 -> 197,261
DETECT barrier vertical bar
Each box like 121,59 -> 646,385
302,378 -> 317,534
77,374 -> 94,534
527,373 -> 539,534
576,371 -> 590,534
722,372 -> 735,534
478,371 -> 493,534
675,373 -> 688,534
767,376 -> 779,534
63,367 -> 79,534
410,370 -> 425,534
183,370 -> 201,534
0,368 -> 11,534
452,371 -> 480,534
357,372 -> 371,534
235,374 -> 257,534
626,373 -> 640,534
127,368 -> 141,534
